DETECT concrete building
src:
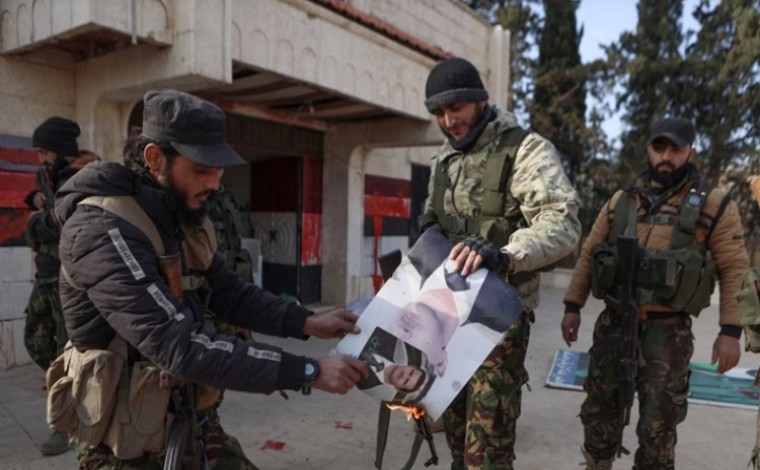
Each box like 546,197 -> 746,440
0,0 -> 511,367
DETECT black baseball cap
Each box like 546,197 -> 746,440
648,117 -> 695,148
142,89 -> 245,167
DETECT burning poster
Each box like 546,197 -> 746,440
336,229 -> 523,420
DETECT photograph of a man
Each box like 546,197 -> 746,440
338,228 -> 523,419
357,326 -> 436,405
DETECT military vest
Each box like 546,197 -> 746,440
422,126 -> 530,249
52,195 -> 220,459
590,184 -> 725,316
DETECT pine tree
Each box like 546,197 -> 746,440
682,0 -> 760,182
531,0 -> 586,182
606,0 -> 685,178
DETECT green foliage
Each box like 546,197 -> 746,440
532,0 -> 586,182
461,0 -> 541,116
605,0 -> 686,180
681,0 -> 760,183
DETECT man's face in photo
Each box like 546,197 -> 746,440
393,299 -> 458,377
384,365 -> 425,393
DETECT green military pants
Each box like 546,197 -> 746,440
24,276 -> 67,370
581,309 -> 693,469
442,311 -> 531,470
75,404 -> 258,470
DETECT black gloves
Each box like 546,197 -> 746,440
463,236 -> 511,273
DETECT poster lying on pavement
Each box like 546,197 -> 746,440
546,349 -> 760,410
336,229 -> 523,420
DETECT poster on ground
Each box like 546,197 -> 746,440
546,349 -> 760,410
336,229 -> 523,420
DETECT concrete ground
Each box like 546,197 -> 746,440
1,286 -> 757,469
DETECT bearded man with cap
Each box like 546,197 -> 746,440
22,117 -> 97,456
49,89 -> 369,469
418,57 -> 581,469
561,117 -> 749,469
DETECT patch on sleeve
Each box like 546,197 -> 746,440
247,346 -> 281,362
108,228 -> 146,280
147,284 -> 184,321
190,332 -> 234,353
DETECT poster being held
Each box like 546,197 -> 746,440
337,229 -> 523,420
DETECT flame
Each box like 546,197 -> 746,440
386,403 -> 427,421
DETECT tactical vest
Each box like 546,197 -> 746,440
49,195 -> 219,460
422,126 -> 530,249
590,185 -> 722,316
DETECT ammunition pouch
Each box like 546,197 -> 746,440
479,217 -> 511,252
46,343 -> 123,446
590,244 -> 616,299
738,267 -> 760,352
590,245 -> 715,315
46,341 -> 172,460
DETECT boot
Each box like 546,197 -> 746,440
581,447 -> 614,470
40,430 -> 70,456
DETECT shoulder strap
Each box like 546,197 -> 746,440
609,191 -> 638,244
481,127 -> 530,216
431,156 -> 449,222
78,195 -> 165,256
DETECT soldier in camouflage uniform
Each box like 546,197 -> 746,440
417,58 -> 581,469
23,117 -> 97,456
562,118 -> 748,469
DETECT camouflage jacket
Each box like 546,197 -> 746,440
423,107 -> 581,310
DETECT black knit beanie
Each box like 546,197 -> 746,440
424,58 -> 489,112
32,117 -> 80,157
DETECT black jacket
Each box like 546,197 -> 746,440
55,162 -> 310,394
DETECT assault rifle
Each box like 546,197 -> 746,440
164,383 -> 205,470
605,234 -> 639,457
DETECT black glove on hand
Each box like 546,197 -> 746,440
463,236 -> 511,273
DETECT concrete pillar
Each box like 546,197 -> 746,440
321,116 -> 441,306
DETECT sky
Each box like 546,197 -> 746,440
574,0 -> 702,145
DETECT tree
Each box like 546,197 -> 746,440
605,0 -> 686,178
461,0 -> 541,117
531,0 -> 586,182
682,0 -> 760,183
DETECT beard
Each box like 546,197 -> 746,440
438,105 -> 485,143
647,161 -> 691,190
159,168 -> 210,227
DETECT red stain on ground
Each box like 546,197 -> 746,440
260,440 -> 286,451
334,421 -> 353,430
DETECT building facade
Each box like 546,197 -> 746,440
0,0 -> 510,367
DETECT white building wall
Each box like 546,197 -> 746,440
0,248 -> 34,368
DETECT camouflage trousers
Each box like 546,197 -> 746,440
581,309 -> 693,469
24,276 -> 67,370
75,403 -> 258,469
442,311 -> 531,470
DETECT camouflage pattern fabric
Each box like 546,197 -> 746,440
73,418 -> 259,470
23,275 -> 67,370
424,106 -> 581,312
442,312 -> 531,470
581,309 -> 693,469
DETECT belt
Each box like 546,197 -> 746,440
640,311 -> 689,323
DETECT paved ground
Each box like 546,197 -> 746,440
1,286 -> 757,469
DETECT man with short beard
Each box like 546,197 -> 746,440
52,89 -> 368,469
561,117 -> 749,469
418,57 -> 581,469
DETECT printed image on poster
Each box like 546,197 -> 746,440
337,229 -> 523,420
